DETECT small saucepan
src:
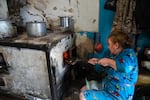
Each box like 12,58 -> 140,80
59,16 -> 71,28
59,16 -> 74,31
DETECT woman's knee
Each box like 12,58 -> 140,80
79,92 -> 86,100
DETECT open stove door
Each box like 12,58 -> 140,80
0,53 -> 9,87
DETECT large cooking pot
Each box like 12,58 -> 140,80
26,22 -> 47,37
0,19 -> 16,39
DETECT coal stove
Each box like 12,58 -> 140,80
0,31 -> 75,100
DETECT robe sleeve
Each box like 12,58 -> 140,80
116,53 -> 135,73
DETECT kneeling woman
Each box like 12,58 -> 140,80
79,30 -> 138,100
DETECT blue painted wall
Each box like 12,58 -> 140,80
95,0 -> 115,58
79,0 -> 115,59
80,0 -> 150,59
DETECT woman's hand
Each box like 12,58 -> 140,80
88,58 -> 117,70
88,58 -> 99,65
98,58 -> 117,70
80,85 -> 88,91
98,58 -> 109,66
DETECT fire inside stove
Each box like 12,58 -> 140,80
63,47 -> 77,66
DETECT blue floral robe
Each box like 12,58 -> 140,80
83,49 -> 138,100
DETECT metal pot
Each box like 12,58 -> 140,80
60,16 -> 71,28
26,22 -> 47,37
0,19 -> 16,39
59,16 -> 74,31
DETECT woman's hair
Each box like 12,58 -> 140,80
108,30 -> 133,49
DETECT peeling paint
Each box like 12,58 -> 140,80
6,0 -> 99,32
34,0 -> 47,11
75,32 -> 93,59
0,47 -> 50,98
0,0 -> 8,19
68,8 -> 73,13
77,0 -> 80,15
50,35 -> 73,84
0,32 -> 74,99
53,6 -> 57,10
69,0 -> 71,6
92,19 -> 96,23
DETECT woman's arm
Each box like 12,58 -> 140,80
88,58 -> 99,65
98,58 -> 117,70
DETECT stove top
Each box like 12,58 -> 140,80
0,31 -> 71,45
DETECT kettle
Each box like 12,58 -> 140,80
0,19 -> 17,39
